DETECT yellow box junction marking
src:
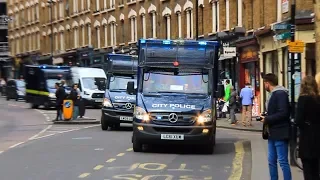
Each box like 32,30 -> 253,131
93,165 -> 104,170
78,173 -> 90,178
117,153 -> 125,157
106,158 -> 116,163
228,141 -> 245,180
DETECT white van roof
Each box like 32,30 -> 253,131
71,67 -> 106,78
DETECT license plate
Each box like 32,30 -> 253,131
161,134 -> 184,140
120,116 -> 133,121
95,99 -> 103,102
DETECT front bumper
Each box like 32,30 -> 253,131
101,108 -> 134,124
133,122 -> 216,145
84,98 -> 103,106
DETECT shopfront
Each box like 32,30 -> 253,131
77,47 -> 94,67
238,43 -> 261,116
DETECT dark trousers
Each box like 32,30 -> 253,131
302,158 -> 320,180
56,104 -> 63,120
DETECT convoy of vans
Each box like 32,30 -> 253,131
18,38 -> 222,154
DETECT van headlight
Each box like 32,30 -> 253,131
103,98 -> 112,107
197,109 -> 212,123
134,106 -> 150,122
48,93 -> 56,98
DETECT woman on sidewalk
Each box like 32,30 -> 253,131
295,75 -> 320,180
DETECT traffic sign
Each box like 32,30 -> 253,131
272,24 -> 291,30
287,40 -> 305,53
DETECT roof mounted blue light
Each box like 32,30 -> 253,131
198,41 -> 207,45
163,40 -> 171,44
140,39 -> 146,44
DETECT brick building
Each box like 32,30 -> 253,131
7,0 -> 315,113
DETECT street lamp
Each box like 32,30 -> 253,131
47,0 -> 55,64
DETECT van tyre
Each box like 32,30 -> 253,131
101,117 -> 109,131
31,103 -> 38,109
6,96 -> 9,101
203,143 -> 214,154
132,136 -> 143,152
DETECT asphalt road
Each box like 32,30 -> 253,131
0,97 -> 252,180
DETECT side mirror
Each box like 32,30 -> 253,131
216,83 -> 225,98
126,81 -> 136,95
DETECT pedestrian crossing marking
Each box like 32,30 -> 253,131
106,158 -> 116,163
93,165 -> 104,170
78,173 -> 90,178
117,153 -> 125,157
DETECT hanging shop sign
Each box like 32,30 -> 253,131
223,47 -> 237,57
239,46 -> 259,63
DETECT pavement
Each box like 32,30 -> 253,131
217,114 -> 263,132
0,97 -> 304,180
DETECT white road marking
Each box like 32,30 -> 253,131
0,151 -> 3,154
28,125 -> 53,140
72,137 -> 92,140
94,148 -> 104,151
9,142 -> 24,149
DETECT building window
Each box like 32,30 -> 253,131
237,0 -> 242,27
60,32 -> 64,50
74,28 -> 79,48
211,1 -> 218,32
37,33 -> 40,49
110,22 -> 116,46
150,11 -> 156,38
96,27 -> 101,48
165,15 -> 171,40
59,2 -> 64,18
87,24 -> 91,45
96,0 -> 99,11
176,12 -> 182,38
104,24 -> 108,47
121,20 -> 124,43
82,25 -> 85,46
130,16 -> 137,42
73,0 -> 78,13
141,14 -> 146,38
186,9 -> 193,38
110,0 -> 115,8
226,0 -> 230,30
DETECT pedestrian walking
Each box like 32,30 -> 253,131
70,84 -> 80,120
229,86 -> 238,125
55,82 -> 66,121
295,75 -> 320,180
240,83 -> 254,126
259,73 -> 292,180
221,80 -> 231,118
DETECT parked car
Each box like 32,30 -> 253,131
6,79 -> 26,101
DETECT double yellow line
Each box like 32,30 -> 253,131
228,141 -> 245,180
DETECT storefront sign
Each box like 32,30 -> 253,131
282,0 -> 289,13
80,52 -> 89,58
274,32 -> 291,40
53,57 -> 63,64
272,24 -> 291,31
239,46 -> 259,62
223,47 -> 236,57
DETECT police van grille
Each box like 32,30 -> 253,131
112,102 -> 135,110
150,112 -> 195,126
91,93 -> 104,98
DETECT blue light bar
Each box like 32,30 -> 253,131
140,39 -> 146,44
163,40 -> 171,44
198,41 -> 207,45
38,65 -> 70,69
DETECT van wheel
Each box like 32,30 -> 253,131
132,135 -> 143,152
31,103 -> 38,109
43,102 -> 50,110
6,96 -> 9,101
101,117 -> 109,131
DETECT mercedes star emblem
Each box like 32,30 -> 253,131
124,103 -> 133,109
168,113 -> 178,123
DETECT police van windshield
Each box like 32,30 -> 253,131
46,79 -> 72,89
16,80 -> 25,87
82,77 -> 106,91
109,76 -> 137,91
143,72 -> 208,94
